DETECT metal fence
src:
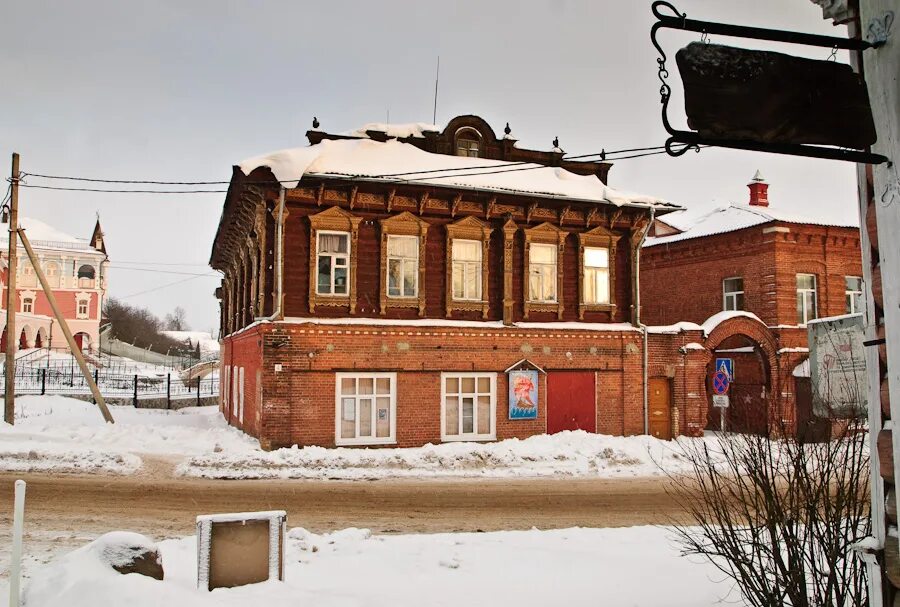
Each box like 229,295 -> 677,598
1,367 -> 219,405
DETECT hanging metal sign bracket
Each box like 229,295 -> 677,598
651,1 -> 890,165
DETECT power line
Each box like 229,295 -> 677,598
117,272 -> 218,299
21,173 -> 232,185
16,142 -> 680,193
16,184 -> 227,194
108,266 -> 213,276
113,259 -> 210,267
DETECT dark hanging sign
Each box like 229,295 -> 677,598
650,1 -> 888,165
677,42 -> 877,149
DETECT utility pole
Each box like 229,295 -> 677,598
4,153 -> 19,424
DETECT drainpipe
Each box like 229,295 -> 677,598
634,207 -> 656,435
259,186 -> 285,322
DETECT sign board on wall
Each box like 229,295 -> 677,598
808,314 -> 867,417
508,369 -> 539,420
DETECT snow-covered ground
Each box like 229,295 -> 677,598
10,525 -> 739,607
181,431 -> 699,480
0,396 -> 709,479
163,331 -> 221,358
0,396 -> 257,474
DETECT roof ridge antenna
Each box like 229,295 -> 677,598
432,56 -> 440,125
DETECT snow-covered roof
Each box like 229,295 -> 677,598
644,202 -> 858,247
342,122 -> 441,139
0,217 -> 99,253
238,139 -> 677,210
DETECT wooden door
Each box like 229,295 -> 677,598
648,378 -> 672,440
547,372 -> 596,434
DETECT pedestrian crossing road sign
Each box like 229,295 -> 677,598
715,358 -> 734,381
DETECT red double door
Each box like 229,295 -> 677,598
547,371 -> 597,434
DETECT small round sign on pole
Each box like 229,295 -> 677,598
712,371 -> 730,395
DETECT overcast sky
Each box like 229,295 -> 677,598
1,0 -> 857,333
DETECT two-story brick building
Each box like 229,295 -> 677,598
212,115 -> 721,449
1,217 -> 109,353
641,172 -> 862,436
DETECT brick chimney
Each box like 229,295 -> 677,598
747,170 -> 769,207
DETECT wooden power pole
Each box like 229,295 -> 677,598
4,153 -> 19,424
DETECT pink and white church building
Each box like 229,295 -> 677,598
0,217 -> 109,353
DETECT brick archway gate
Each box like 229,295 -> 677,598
703,314 -> 781,436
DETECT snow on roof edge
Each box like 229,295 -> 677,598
237,139 -> 679,211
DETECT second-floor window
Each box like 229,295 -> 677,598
451,239 -> 482,300
529,243 -> 557,303
386,235 -> 418,298
316,232 -> 350,296
723,277 -> 744,311
22,297 -> 33,314
797,273 -> 818,325
77,299 -> 89,319
845,276 -> 863,315
582,247 -> 610,305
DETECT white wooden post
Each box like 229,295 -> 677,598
9,479 -> 26,607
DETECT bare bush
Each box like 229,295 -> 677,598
668,418 -> 870,607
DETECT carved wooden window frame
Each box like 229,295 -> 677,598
379,211 -> 429,316
308,206 -> 362,313
524,222 -> 567,320
577,225 -> 619,319
445,216 -> 492,318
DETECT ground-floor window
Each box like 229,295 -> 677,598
441,372 -> 496,441
336,372 -> 396,445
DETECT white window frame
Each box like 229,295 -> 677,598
440,372 -> 497,442
797,273 -> 818,326
21,297 -> 33,314
845,275 -> 863,315
335,372 -> 397,446
386,235 -> 418,299
315,230 -> 351,297
223,366 -> 230,413
231,366 -> 239,416
722,276 -> 744,311
451,239 -> 483,301
528,242 -> 558,303
582,246 -> 610,305
238,367 -> 245,424
76,298 -> 90,319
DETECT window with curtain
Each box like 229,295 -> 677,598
723,277 -> 745,311
442,373 -> 495,440
582,247 -> 610,304
317,232 -> 350,295
337,373 -> 396,445
387,235 -> 418,298
797,274 -> 818,325
845,276 -> 863,314
451,239 -> 482,300
529,243 -> 557,302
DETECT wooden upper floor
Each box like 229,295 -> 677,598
214,176 -> 667,335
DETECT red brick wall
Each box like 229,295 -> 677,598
642,227 -> 776,325
220,325 -> 264,438
641,223 -> 862,328
221,320 -> 658,449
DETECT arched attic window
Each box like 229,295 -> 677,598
455,127 -> 483,158
77,264 -> 96,288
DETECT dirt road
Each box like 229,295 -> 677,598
0,461 -> 687,539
